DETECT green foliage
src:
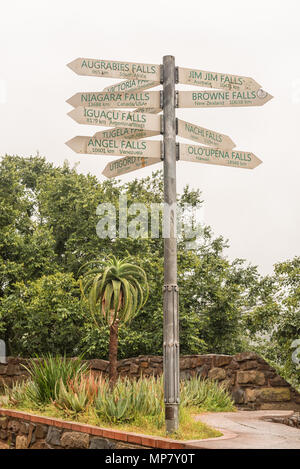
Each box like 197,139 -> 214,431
0,154 -> 269,358
180,377 -> 235,411
0,272 -> 86,356
21,355 -> 88,405
244,256 -> 300,386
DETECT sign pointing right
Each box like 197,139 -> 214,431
178,67 -> 262,91
177,119 -> 235,149
179,144 -> 262,170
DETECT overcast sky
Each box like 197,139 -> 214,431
1,0 -> 299,275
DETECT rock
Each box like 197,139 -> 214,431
130,363 -> 139,374
232,388 -> 245,404
258,387 -> 291,402
8,420 -> 20,432
30,440 -> 48,449
180,370 -> 191,380
35,424 -> 47,439
60,432 -> 89,449
239,360 -> 259,370
150,357 -> 163,363
89,359 -> 109,372
237,370 -> 265,385
226,359 -> 239,370
196,364 -> 210,379
269,376 -> 288,387
0,366 -> 8,375
20,422 -> 29,434
89,437 -> 111,449
46,426 -> 62,446
15,435 -> 28,449
140,362 -> 148,368
244,388 -> 257,402
214,355 -> 232,367
0,417 -> 8,429
208,367 -> 226,380
27,423 -> 36,446
235,352 -> 258,362
0,430 -> 7,440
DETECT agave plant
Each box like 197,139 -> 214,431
80,255 -> 149,386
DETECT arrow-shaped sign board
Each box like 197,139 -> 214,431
67,58 -> 161,81
178,67 -> 261,91
178,89 -> 273,108
180,144 -> 262,170
68,107 -> 161,132
66,136 -> 161,159
102,156 -> 160,178
67,91 -> 161,110
177,119 -> 235,150
94,128 -> 159,140
103,79 -> 160,93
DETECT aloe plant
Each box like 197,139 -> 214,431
21,354 -> 88,405
80,255 -> 149,387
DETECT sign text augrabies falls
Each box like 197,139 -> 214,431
67,58 -> 160,81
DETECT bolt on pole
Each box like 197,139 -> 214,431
162,55 -> 180,433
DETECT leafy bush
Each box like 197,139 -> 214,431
53,372 -> 105,415
181,377 -> 235,411
22,354 -> 88,405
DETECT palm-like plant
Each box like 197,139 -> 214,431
79,255 -> 149,386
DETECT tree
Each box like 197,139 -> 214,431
80,255 -> 149,385
244,256 -> 300,387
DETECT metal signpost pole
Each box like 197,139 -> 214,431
162,55 -> 179,433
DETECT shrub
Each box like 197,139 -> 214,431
22,354 -> 88,405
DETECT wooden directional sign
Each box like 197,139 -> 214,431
177,119 -> 235,150
178,67 -> 261,91
94,128 -> 159,140
103,79 -> 159,93
178,89 -> 273,108
179,144 -> 262,170
67,91 -> 161,110
68,107 -> 161,132
67,58 -> 160,81
66,136 -> 161,158
102,156 -> 160,178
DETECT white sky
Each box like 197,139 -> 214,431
0,0 -> 299,275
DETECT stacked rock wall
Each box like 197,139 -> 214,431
1,352 -> 300,410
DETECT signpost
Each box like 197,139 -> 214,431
103,78 -> 159,93
178,67 -> 261,91
65,136 -> 161,159
94,128 -> 159,141
102,156 -> 160,178
68,107 -> 161,132
178,89 -> 273,108
67,91 -> 161,110
67,58 -> 160,81
66,55 -> 273,434
179,144 -> 262,170
177,119 -> 235,149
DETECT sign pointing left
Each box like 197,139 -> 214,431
66,91 -> 161,110
65,136 -> 161,158
67,58 -> 161,81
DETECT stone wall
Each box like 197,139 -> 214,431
1,352 -> 300,411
